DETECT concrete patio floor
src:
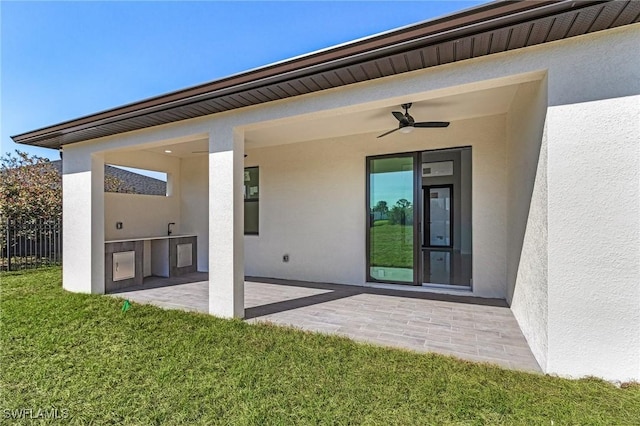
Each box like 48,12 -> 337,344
110,272 -> 541,373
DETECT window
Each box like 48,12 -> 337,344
244,167 -> 259,235
104,165 -> 168,196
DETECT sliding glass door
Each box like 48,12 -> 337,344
367,147 -> 472,287
425,185 -> 453,248
367,154 -> 417,284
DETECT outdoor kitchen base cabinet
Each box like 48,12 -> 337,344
170,237 -> 197,275
105,235 -> 197,292
105,241 -> 144,292
151,236 -> 197,278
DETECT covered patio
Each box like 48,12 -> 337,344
111,273 -> 540,373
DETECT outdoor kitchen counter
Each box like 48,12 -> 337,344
105,234 -> 197,244
105,235 -> 197,292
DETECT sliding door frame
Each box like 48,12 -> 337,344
365,151 -> 421,285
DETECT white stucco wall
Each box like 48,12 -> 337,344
180,156 -> 209,271
505,79 -> 549,371
244,114 -> 507,298
539,25 -> 639,381
104,192 -> 179,241
103,151 -> 181,241
546,95 -> 640,381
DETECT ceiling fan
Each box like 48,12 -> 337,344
377,103 -> 449,138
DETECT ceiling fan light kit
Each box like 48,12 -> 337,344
377,103 -> 450,139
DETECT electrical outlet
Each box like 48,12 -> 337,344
116,222 -> 123,230
282,254 -> 289,263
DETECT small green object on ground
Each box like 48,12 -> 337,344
121,299 -> 131,313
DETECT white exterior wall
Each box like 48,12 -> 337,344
180,156 -> 209,271
546,95 -> 640,381
543,26 -> 639,381
245,114 -> 507,297
103,151 -> 181,241
59,24 -> 640,380
505,79 -> 549,370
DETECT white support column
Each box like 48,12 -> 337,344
208,126 -> 245,318
62,149 -> 105,294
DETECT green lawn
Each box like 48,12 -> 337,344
2,268 -> 639,424
370,223 -> 413,268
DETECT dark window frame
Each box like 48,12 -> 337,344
365,152 -> 420,286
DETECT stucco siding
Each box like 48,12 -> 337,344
103,151 -> 181,242
180,156 -> 209,272
546,95 -> 640,381
244,114 -> 508,298
506,79 -> 549,371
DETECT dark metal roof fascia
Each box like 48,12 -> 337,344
11,1 -> 621,147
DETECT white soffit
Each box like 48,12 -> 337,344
245,82 -> 520,148
143,138 -> 209,158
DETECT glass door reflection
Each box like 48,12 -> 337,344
367,155 -> 416,284
425,185 -> 452,248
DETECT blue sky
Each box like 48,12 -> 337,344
1,1 -> 484,161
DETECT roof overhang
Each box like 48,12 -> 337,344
12,0 -> 640,149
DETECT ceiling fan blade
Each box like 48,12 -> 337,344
377,127 -> 401,138
414,121 -> 450,128
392,111 -> 405,122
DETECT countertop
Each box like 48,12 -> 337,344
105,234 -> 197,244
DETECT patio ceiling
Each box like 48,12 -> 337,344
12,0 -> 640,149
143,138 -> 209,158
244,82 -> 522,148
130,80 -> 523,156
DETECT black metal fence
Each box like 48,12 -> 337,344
1,217 -> 62,271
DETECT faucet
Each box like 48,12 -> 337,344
168,222 -> 175,236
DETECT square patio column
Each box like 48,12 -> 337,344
208,127 -> 245,318
62,149 -> 105,294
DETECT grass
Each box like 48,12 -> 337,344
370,223 -> 413,268
1,256 -> 61,271
2,268 -> 639,424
